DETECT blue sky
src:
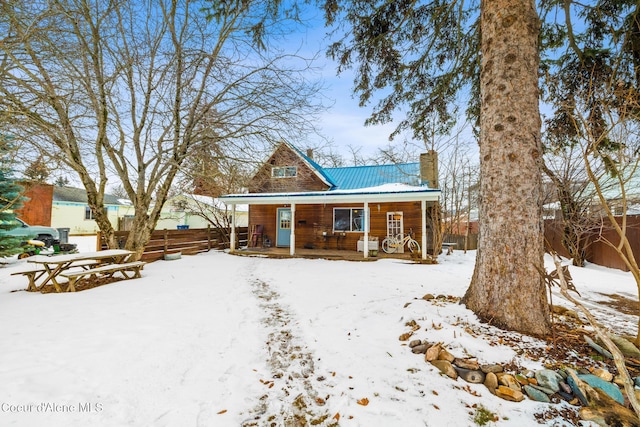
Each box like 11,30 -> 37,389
280,6 -> 479,165
281,8 -> 412,161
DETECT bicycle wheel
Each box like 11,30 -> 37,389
382,238 -> 396,253
407,239 -> 420,253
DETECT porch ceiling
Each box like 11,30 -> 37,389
219,184 -> 440,205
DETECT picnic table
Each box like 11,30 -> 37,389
14,249 -> 144,293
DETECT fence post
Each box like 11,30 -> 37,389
96,231 -> 102,251
207,224 -> 211,251
163,229 -> 168,256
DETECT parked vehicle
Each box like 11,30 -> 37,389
0,218 -> 60,247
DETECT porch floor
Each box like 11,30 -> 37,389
233,246 -> 425,262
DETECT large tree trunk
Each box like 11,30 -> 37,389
462,0 -> 551,336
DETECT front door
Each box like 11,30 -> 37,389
276,208 -> 291,247
386,211 -> 404,253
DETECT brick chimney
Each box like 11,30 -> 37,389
306,149 -> 314,160
420,151 -> 439,188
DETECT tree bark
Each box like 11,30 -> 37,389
462,0 -> 551,336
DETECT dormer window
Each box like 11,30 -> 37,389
272,166 -> 297,178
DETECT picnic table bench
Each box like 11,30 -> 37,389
11,259 -> 102,292
14,249 -> 139,293
59,261 -> 146,292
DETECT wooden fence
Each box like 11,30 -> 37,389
544,217 -> 640,271
442,233 -> 479,251
98,226 -> 248,262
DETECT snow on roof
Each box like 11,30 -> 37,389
186,194 -> 248,212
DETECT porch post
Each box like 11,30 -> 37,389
421,200 -> 427,260
363,201 -> 369,259
290,203 -> 296,256
230,204 -> 237,252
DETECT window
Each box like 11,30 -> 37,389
85,206 -> 108,220
333,208 -> 367,232
272,166 -> 297,178
85,206 -> 95,220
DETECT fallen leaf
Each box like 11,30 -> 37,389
333,413 -> 340,421
217,409 -> 227,415
357,398 -> 369,406
399,332 -> 413,341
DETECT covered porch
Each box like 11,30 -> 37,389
231,246 -> 423,262
220,185 -> 441,260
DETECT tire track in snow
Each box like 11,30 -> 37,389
241,278 -> 337,427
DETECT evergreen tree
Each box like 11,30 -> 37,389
0,136 -> 25,257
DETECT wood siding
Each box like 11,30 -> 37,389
248,144 -> 329,193
249,202 -> 435,251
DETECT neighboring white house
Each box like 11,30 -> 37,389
52,186 -> 248,234
152,194 -> 248,229
51,186 -> 123,235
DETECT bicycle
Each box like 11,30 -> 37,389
381,229 -> 420,254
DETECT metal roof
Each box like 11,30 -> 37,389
286,142 -> 337,188
324,163 -> 421,190
53,186 -> 123,205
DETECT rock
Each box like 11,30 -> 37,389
578,388 -> 640,427
608,334 -> 640,359
455,367 -> 485,384
578,374 -> 624,405
580,406 -> 640,427
559,381 -> 573,394
409,339 -> 422,348
422,293 -> 435,301
496,373 -> 521,391
584,335 -> 613,359
431,360 -> 458,380
425,343 -> 441,362
591,368 -> 614,382
495,385 -> 525,402
524,385 -> 551,403
535,369 -> 563,393
515,374 -> 529,386
480,364 -> 504,374
453,358 -> 479,370
566,370 -> 590,406
438,348 -> 455,363
411,344 -> 429,354
529,384 -> 556,395
484,372 -> 498,394
557,390 -> 574,402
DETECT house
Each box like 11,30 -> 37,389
51,186 -> 124,234
219,142 -> 441,259
119,194 -> 248,230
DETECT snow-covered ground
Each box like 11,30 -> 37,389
0,236 -> 636,426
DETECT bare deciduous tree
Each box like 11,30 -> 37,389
0,0 -> 324,258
